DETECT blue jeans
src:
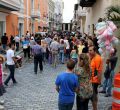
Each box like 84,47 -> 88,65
2,44 -> 7,50
103,78 -> 109,92
58,102 -> 73,110
59,52 -> 64,63
106,70 -> 114,95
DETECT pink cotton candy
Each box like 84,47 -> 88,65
110,48 -> 115,54
106,46 -> 111,51
98,48 -> 103,54
105,41 -> 110,46
107,21 -> 117,32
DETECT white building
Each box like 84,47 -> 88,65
76,0 -> 120,35
54,0 -> 64,30
48,0 -> 55,31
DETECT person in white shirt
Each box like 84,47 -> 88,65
4,44 -> 17,86
14,35 -> 20,51
64,37 -> 70,59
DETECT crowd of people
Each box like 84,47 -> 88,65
0,30 -> 118,110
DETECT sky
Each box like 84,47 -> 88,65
63,0 -> 77,23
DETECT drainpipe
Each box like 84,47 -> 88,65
27,0 -> 29,31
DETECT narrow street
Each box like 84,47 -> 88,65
1,61 -> 112,110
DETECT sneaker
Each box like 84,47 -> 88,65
13,82 -> 18,85
0,100 -> 4,105
34,72 -> 37,74
0,105 -> 4,110
99,90 -> 106,94
4,83 -> 8,87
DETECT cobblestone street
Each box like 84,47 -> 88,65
1,61 -> 112,110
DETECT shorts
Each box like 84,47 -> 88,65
91,83 -> 99,102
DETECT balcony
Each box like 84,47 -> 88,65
80,0 -> 96,7
31,9 -> 40,18
0,0 -> 20,11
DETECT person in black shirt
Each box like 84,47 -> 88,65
82,41 -> 88,53
10,35 -> 15,44
92,34 -> 99,53
1,33 -> 8,50
99,48 -> 118,97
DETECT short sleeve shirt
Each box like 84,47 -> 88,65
6,49 -> 15,65
55,72 -> 79,104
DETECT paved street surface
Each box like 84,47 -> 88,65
1,61 -> 112,110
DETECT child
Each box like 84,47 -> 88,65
70,45 -> 78,64
0,55 -> 6,109
55,59 -> 79,110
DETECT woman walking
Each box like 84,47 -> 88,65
75,53 -> 93,110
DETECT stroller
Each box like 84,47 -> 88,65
15,55 -> 22,68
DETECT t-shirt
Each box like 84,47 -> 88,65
14,36 -> 20,43
55,72 -> 79,104
50,41 -> 59,51
59,44 -> 65,53
64,40 -> 70,49
90,54 -> 103,83
6,49 -> 15,65
78,45 -> 84,55
22,40 -> 30,49
109,56 -> 118,70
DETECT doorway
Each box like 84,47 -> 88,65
19,23 -> 23,37
0,21 -> 4,39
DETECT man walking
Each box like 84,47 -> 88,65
14,35 -> 20,51
55,59 -> 79,110
89,46 -> 103,110
4,44 -> 17,86
32,40 -> 44,74
1,33 -> 8,50
50,37 -> 60,67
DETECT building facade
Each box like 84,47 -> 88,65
0,0 -> 20,39
48,0 -> 55,31
54,0 -> 64,31
75,0 -> 120,35
0,0 -> 49,40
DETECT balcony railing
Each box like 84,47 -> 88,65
0,0 -> 20,11
80,0 -> 96,7
31,9 -> 40,18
